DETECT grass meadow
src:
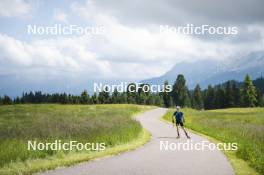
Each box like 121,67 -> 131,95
163,108 -> 264,175
0,104 -> 152,174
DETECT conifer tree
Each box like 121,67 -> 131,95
171,74 -> 189,107
241,74 -> 257,107
193,84 -> 203,109
162,80 -> 172,108
225,81 -> 235,107
80,90 -> 89,104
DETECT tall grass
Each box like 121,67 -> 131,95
163,108 -> 264,174
0,104 -> 150,168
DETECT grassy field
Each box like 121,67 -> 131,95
163,108 -> 264,175
0,104 -> 153,174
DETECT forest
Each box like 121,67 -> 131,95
1,74 -> 263,109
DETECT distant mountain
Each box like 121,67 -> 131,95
0,74 -> 93,98
142,51 -> 264,89
0,74 -> 136,98
1,51 -> 263,97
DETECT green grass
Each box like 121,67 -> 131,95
163,108 -> 264,175
0,104 -> 153,174
0,129 -> 151,175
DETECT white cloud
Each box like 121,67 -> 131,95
0,0 -> 263,82
0,0 -> 31,17
72,0 -> 263,63
53,9 -> 68,23
0,33 -> 174,80
0,34 -> 115,79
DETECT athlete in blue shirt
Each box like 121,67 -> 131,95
172,106 -> 190,139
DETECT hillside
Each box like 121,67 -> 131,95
142,51 -> 264,88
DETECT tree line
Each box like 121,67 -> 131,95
162,74 -> 263,109
0,86 -> 164,106
0,74 -> 263,109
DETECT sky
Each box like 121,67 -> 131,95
0,0 -> 264,84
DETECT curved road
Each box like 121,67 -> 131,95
40,108 -> 234,175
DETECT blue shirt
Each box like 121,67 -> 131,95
173,111 -> 184,123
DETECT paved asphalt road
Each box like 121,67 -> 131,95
39,108 -> 234,175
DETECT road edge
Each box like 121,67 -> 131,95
160,110 -> 259,175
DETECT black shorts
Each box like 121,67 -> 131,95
176,121 -> 184,126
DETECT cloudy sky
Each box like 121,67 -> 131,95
0,0 -> 264,83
